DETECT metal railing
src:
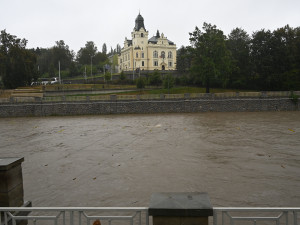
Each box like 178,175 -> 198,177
0,207 -> 149,225
1,91 -> 300,104
1,207 -> 300,225
213,208 -> 300,225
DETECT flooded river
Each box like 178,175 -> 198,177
0,112 -> 299,207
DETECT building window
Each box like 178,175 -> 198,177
142,61 -> 144,66
136,52 -> 138,58
168,51 -> 172,58
125,55 -> 127,61
142,52 -> 144,58
153,50 -> 158,58
120,59 -> 122,63
168,61 -> 172,67
161,51 -> 165,59
141,33 -> 144,37
154,61 -> 158,66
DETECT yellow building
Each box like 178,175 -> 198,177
118,13 -> 176,72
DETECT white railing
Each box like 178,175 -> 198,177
213,208 -> 300,225
0,207 -> 149,225
1,207 -> 300,225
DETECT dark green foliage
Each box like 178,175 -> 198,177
176,46 -> 192,73
104,72 -> 111,82
148,70 -> 162,86
0,30 -> 37,88
175,23 -> 300,91
136,77 -> 146,89
290,91 -> 299,104
76,41 -> 98,65
189,23 -> 232,93
119,71 -> 126,81
163,74 -> 174,89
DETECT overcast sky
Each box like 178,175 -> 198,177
1,0 -> 300,53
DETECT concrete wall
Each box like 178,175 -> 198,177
0,98 -> 299,117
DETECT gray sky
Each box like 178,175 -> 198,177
1,0 -> 300,53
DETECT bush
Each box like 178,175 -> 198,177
119,71 -> 126,81
163,74 -> 175,89
136,77 -> 146,89
104,72 -> 111,82
149,70 -> 162,86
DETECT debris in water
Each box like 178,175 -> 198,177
93,177 -> 96,180
73,178 -> 76,180
44,164 -> 48,166
281,165 -> 285,168
288,129 -> 295,132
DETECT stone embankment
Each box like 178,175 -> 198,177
0,91 -> 299,117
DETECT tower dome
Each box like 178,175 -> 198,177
134,13 -> 146,31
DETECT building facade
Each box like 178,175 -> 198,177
118,13 -> 176,72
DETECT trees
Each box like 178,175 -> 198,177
76,41 -> 98,65
102,43 -> 107,55
189,23 -> 232,92
52,40 -> 73,70
0,30 -> 37,88
176,46 -> 192,73
227,28 -> 251,88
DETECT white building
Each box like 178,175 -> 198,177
118,13 -> 177,72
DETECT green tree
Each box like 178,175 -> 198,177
136,77 -> 146,89
149,70 -> 162,86
52,40 -> 73,70
0,30 -> 37,88
189,23 -> 232,93
250,29 -> 274,90
227,28 -> 251,88
176,46 -> 192,73
102,43 -> 107,55
76,41 -> 98,65
163,74 -> 175,89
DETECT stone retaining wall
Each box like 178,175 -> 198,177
0,98 -> 299,117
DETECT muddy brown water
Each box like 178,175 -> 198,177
0,112 -> 299,207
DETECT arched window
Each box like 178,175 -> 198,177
168,51 -> 172,58
153,50 -> 158,58
161,51 -> 165,59
136,52 -> 138,58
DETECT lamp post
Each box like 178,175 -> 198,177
90,55 -> 93,78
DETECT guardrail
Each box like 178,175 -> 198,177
0,91 -> 300,104
213,208 -> 300,225
0,207 -> 149,225
1,207 -> 299,225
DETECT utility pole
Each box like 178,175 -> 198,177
90,56 -> 93,83
58,61 -> 61,84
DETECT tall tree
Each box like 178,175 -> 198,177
250,29 -> 275,90
76,41 -> 98,65
227,28 -> 251,88
176,46 -> 192,73
102,43 -> 107,55
52,40 -> 73,70
189,23 -> 232,92
0,30 -> 37,88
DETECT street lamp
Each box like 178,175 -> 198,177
90,55 -> 93,77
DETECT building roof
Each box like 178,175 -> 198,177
148,35 -> 175,45
135,13 -> 146,31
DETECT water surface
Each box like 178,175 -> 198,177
0,112 -> 299,207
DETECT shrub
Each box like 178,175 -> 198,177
136,77 -> 146,89
163,74 -> 175,89
149,70 -> 162,86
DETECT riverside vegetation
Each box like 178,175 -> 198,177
1,22 -> 300,92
